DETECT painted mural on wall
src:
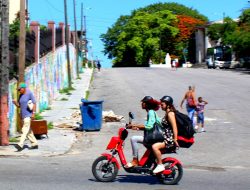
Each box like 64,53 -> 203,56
8,44 -> 78,136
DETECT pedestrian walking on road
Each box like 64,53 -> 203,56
97,61 -> 101,72
149,58 -> 153,66
172,60 -> 177,71
125,96 -> 161,168
180,85 -> 197,127
196,97 -> 208,132
12,83 -> 38,151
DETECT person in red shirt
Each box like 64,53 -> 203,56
180,86 -> 197,127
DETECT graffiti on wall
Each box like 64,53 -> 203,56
8,44 -> 78,136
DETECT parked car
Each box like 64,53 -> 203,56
214,60 -> 231,69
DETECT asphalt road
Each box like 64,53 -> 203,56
1,68 -> 250,190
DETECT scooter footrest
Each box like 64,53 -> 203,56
130,166 -> 150,174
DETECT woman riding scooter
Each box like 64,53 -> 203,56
125,96 -> 161,168
92,96 -> 184,184
152,95 -> 179,173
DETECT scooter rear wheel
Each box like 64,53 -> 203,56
159,160 -> 183,185
92,156 -> 118,182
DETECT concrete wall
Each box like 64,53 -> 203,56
195,28 -> 206,63
8,44 -> 77,136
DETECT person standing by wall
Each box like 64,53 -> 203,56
180,86 -> 197,127
12,83 -> 38,151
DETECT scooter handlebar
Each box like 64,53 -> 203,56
125,123 -> 132,129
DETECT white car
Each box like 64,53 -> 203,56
214,60 -> 231,69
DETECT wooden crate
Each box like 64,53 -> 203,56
31,120 -> 48,137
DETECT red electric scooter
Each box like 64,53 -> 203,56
92,112 -> 183,185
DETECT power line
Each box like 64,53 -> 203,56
45,0 -> 64,14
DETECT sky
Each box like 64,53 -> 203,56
28,0 -> 249,68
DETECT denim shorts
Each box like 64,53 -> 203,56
197,112 -> 204,124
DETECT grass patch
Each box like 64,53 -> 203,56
66,92 -> 72,95
77,76 -> 82,80
85,90 -> 90,100
9,137 -> 19,142
60,98 -> 68,101
59,87 -> 76,94
47,122 -> 53,130
69,107 -> 79,110
90,72 -> 94,83
35,113 -> 44,120
45,107 -> 52,110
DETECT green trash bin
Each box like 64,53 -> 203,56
80,99 -> 103,131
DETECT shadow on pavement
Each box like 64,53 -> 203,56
117,174 -> 160,185
89,174 -> 160,185
232,68 -> 250,75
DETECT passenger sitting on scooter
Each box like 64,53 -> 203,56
152,95 -> 179,174
125,96 -> 161,168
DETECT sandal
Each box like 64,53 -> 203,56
124,158 -> 138,168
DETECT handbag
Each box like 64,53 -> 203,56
143,112 -> 165,146
27,100 -> 34,111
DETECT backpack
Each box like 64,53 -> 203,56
175,111 -> 195,148
187,96 -> 195,108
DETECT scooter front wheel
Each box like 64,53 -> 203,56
92,156 -> 118,182
159,160 -> 183,185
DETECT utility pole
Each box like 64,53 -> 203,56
25,0 -> 29,27
18,0 -> 26,82
64,0 -> 72,88
83,5 -> 88,68
73,0 -> 79,78
81,3 -> 87,67
80,3 -> 83,56
0,0 -> 9,145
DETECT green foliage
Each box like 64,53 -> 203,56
9,19 -> 34,39
85,90 -> 90,100
9,137 -> 19,142
135,2 -> 208,21
9,20 -> 20,39
208,17 -> 237,45
60,98 -> 69,101
101,2 -> 207,67
207,9 -> 250,61
207,23 -> 223,42
46,107 -> 52,110
47,122 -> 54,130
239,8 -> 250,24
87,61 -> 94,68
102,10 -> 178,66
34,113 -> 44,120
59,87 -> 75,94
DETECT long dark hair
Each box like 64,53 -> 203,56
144,99 -> 160,111
166,102 -> 176,113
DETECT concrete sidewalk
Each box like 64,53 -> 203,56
0,68 -> 93,157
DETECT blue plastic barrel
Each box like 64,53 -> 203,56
80,99 -> 103,131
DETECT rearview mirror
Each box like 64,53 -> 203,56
128,112 -> 134,124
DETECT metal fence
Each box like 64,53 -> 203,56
56,28 -> 62,47
40,29 -> 52,57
